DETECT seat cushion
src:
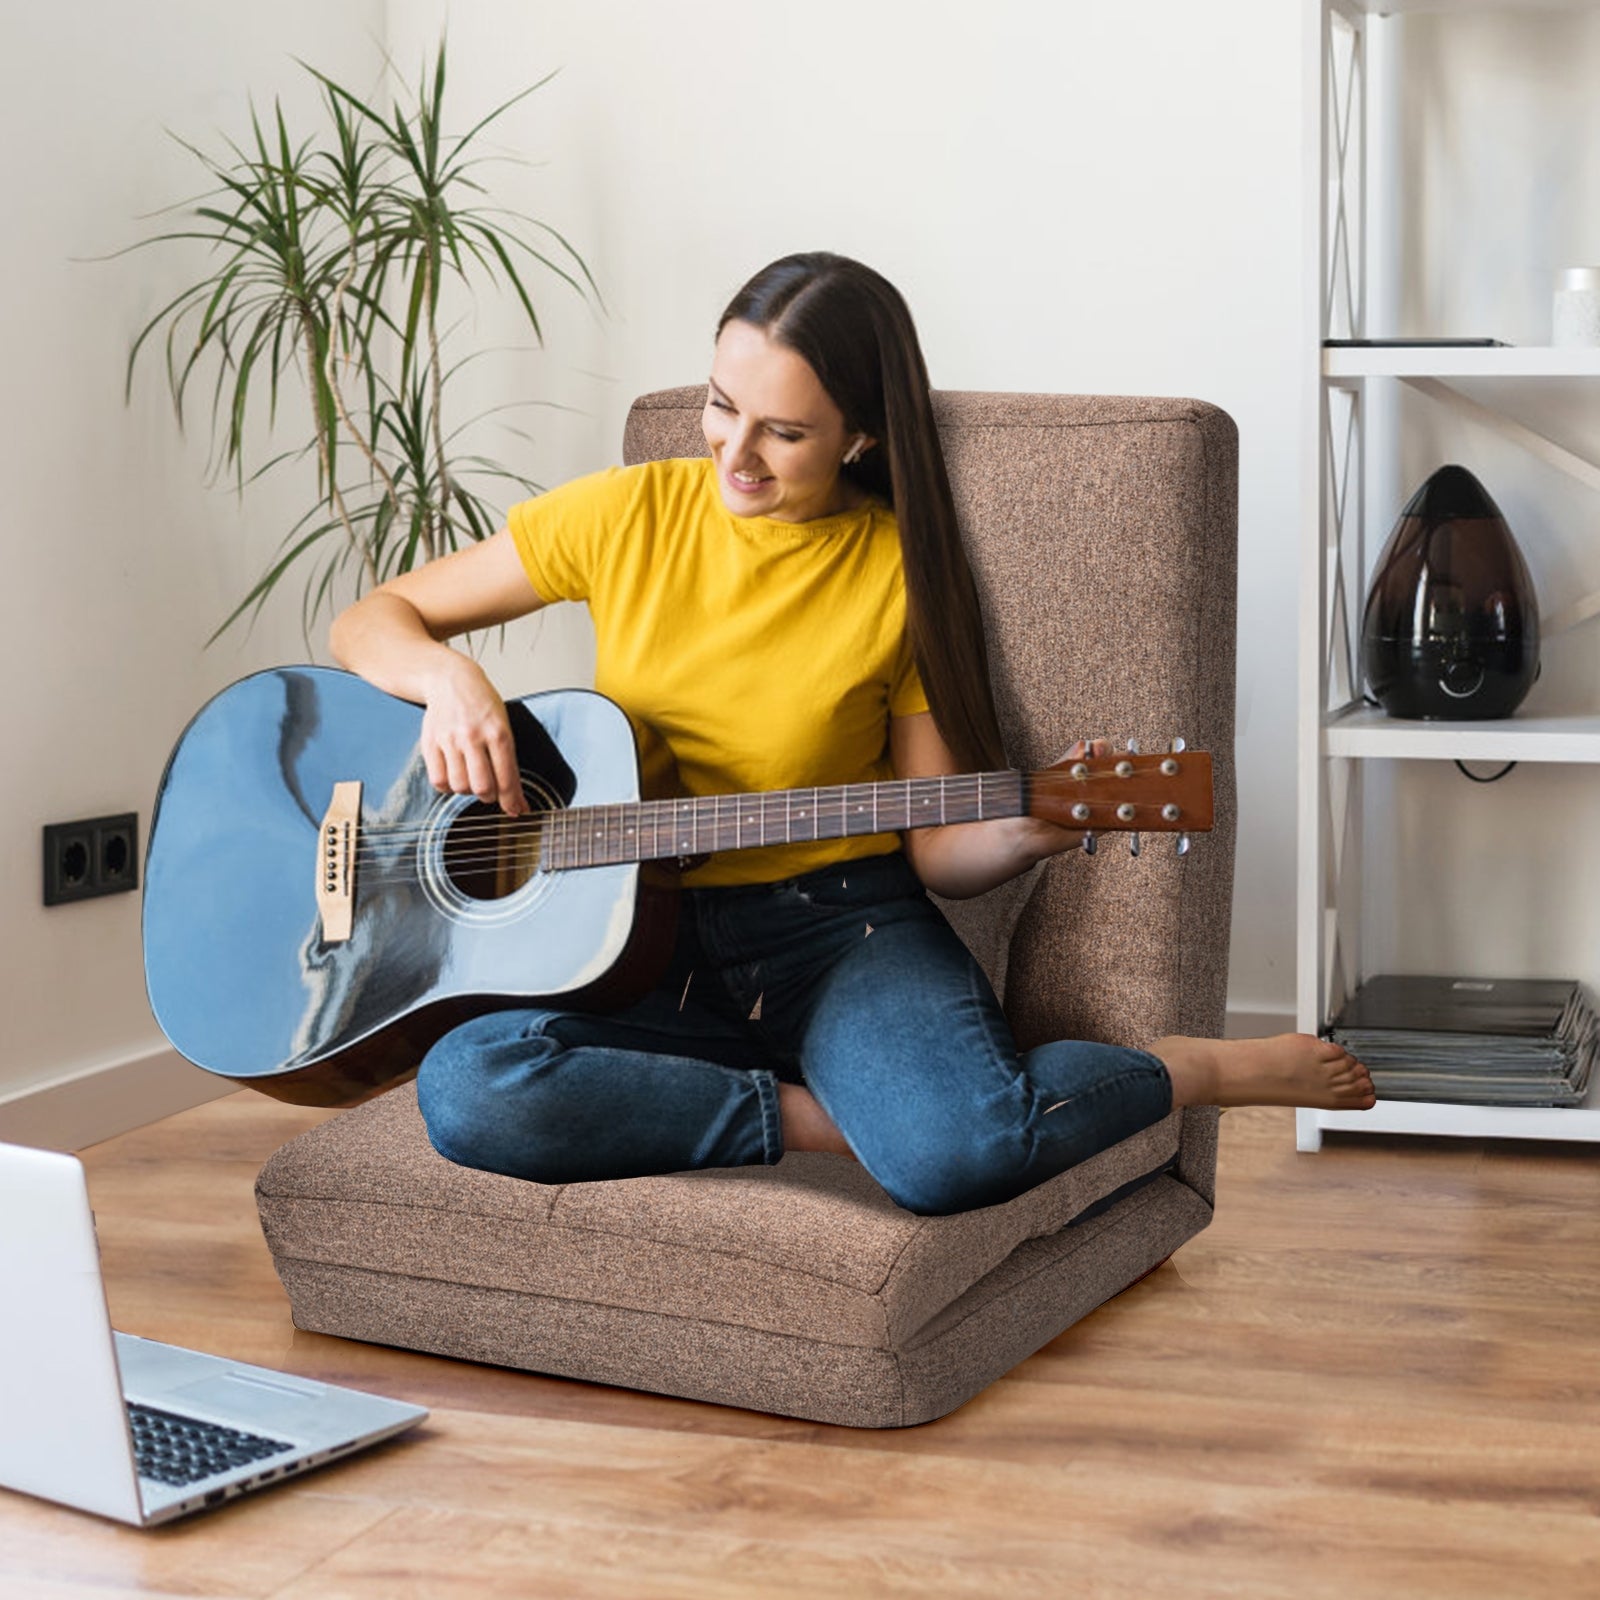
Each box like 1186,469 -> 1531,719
256,1084 -> 1211,1427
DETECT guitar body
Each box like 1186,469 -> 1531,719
143,668 -> 674,1106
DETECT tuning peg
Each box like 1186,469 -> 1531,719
1081,831 -> 1097,856
1176,833 -> 1191,857
1129,832 -> 1142,858
1170,737 -> 1187,753
1126,738 -> 1140,755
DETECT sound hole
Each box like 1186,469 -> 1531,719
441,796 -> 549,901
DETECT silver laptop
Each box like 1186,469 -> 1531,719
0,1140 -> 427,1525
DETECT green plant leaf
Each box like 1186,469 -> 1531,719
128,39 -> 599,638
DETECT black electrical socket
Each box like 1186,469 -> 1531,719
43,813 -> 139,906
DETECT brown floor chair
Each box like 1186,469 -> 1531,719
255,388 -> 1238,1427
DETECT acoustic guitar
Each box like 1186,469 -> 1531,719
143,668 -> 1213,1106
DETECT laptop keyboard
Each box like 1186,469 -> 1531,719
128,1402 -> 293,1488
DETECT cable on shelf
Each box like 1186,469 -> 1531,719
1454,760 -> 1517,784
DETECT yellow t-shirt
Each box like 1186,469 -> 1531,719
507,457 -> 929,886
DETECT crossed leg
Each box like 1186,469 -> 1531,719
781,1033 -> 1376,1155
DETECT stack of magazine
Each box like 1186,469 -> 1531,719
1326,975 -> 1599,1108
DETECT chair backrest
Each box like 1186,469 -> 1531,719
622,389 -> 1238,1062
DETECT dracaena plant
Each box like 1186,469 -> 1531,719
126,42 -> 596,640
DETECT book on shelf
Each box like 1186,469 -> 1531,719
1321,337 -> 1511,348
1326,975 -> 1599,1108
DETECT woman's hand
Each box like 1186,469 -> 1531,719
1007,737 -> 1111,864
418,653 -> 528,817
328,529 -> 546,818
892,716 -> 1115,898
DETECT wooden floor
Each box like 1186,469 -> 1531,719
4,1096 -> 1600,1598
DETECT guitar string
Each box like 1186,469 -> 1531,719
330,776 -> 1197,885
340,777 -> 1015,854
340,827 -> 1197,884
345,772 -> 1013,834
334,768 -> 1188,851
338,817 -> 1198,886
334,773 -> 1195,865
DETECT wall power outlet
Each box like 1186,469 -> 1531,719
42,813 -> 139,906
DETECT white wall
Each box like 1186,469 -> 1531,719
1,0 -> 1313,1130
386,0 -> 1310,1024
0,2 -> 385,1107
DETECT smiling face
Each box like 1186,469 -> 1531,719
702,319 -> 873,523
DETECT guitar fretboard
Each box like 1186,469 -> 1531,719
535,771 -> 1026,871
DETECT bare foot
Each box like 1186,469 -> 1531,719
1151,1032 -> 1377,1112
778,1083 -> 856,1157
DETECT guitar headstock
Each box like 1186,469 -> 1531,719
1028,747 -> 1213,835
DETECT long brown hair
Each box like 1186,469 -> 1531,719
717,253 -> 1007,773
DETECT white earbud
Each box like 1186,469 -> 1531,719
842,436 -> 868,465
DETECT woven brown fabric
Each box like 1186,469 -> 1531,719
256,388 -> 1238,1424
258,1083 -> 1183,1352
268,1184 -> 1207,1428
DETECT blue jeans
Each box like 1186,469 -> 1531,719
417,852 -> 1173,1215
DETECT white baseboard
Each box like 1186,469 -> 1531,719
0,1047 -> 236,1152
1224,1002 -> 1296,1039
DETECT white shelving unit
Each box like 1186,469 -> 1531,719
1298,0 -> 1600,1149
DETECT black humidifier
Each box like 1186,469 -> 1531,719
1359,464 -> 1539,720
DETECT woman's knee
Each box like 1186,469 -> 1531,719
855,1128 -> 1025,1216
414,1009 -> 568,1179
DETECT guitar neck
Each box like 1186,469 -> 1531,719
537,771 -> 1026,871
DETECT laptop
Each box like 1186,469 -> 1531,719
0,1140 -> 427,1525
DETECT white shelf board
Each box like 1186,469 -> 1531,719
1323,705 -> 1600,761
1323,345 -> 1600,379
1341,1 -> 1600,15
1312,1097 -> 1600,1142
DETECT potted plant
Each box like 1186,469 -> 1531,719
127,42 -> 596,640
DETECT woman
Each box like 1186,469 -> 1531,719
330,251 -> 1374,1215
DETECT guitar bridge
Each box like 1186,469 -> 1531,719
315,781 -> 362,943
